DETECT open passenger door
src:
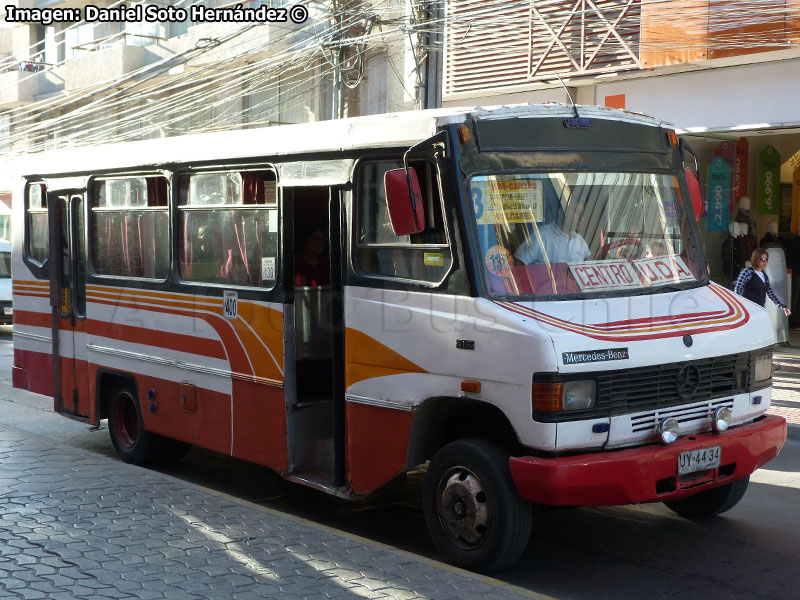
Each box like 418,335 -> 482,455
48,191 -> 90,418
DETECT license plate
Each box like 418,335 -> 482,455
3,307 -> 11,315
678,446 -> 721,475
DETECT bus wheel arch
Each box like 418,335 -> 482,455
423,437 -> 532,572
105,376 -> 163,465
406,397 -> 522,468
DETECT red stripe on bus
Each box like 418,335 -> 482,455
85,319 -> 227,360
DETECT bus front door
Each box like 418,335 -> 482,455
48,192 -> 90,418
284,186 -> 345,488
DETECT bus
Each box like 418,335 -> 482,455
9,105 -> 787,572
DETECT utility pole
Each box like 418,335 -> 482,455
331,0 -> 343,119
423,0 -> 443,109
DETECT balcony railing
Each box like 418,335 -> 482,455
445,0 -> 800,96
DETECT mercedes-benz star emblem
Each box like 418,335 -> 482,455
677,364 -> 701,399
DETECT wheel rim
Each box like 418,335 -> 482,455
436,466 -> 491,549
114,392 -> 139,449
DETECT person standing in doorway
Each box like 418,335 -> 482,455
295,223 -> 330,287
734,248 -> 791,316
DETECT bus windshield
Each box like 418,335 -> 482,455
471,171 -> 705,298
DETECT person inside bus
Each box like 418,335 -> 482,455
295,223 -> 330,287
645,240 -> 668,257
734,248 -> 791,316
514,199 -> 589,264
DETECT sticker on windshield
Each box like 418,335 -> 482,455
485,245 -> 512,277
472,177 -> 544,225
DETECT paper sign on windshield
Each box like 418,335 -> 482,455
632,256 -> 696,286
472,177 -> 544,225
569,260 -> 640,292
569,256 -> 696,292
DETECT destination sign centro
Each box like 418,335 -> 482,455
569,256 -> 696,292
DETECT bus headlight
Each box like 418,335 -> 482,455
754,354 -> 772,382
562,380 -> 596,411
532,380 -> 596,412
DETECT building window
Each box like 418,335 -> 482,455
356,160 -> 451,283
26,183 -> 48,266
91,176 -> 169,279
178,170 -> 279,288
359,52 -> 388,116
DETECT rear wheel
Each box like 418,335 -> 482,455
108,383 -> 163,465
664,476 -> 750,518
423,439 -> 532,573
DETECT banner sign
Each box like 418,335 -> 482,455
735,137 -> 749,204
714,141 -> 735,213
706,157 -> 730,232
758,145 -> 781,214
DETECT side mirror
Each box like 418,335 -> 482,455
684,167 -> 703,222
384,167 -> 425,236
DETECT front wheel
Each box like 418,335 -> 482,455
664,476 -> 750,518
108,383 -> 163,465
423,439 -> 532,573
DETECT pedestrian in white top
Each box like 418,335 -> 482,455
514,201 -> 590,264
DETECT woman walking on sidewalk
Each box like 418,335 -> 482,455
734,247 -> 791,316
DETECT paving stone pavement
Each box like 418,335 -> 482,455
769,330 -> 800,438
0,426 -> 546,600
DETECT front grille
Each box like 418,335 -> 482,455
533,348 -> 771,422
596,352 -> 751,415
630,397 -> 734,433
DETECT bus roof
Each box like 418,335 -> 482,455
9,104 -> 668,178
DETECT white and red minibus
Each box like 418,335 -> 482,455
9,105 -> 786,571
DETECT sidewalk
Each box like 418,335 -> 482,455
769,329 -> 800,439
0,425 -> 545,600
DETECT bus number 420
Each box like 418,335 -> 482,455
223,290 -> 238,319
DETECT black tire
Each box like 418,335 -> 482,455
107,383 -> 164,465
664,476 -> 750,518
423,438 -> 532,573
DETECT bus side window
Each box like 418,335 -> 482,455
178,170 -> 278,289
26,182 -> 49,266
355,160 -> 451,283
91,176 -> 169,280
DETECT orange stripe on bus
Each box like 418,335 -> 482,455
86,291 -> 283,380
88,286 -> 219,307
87,296 -> 258,380
345,328 -> 427,388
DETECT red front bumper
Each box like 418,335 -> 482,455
509,415 -> 787,506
